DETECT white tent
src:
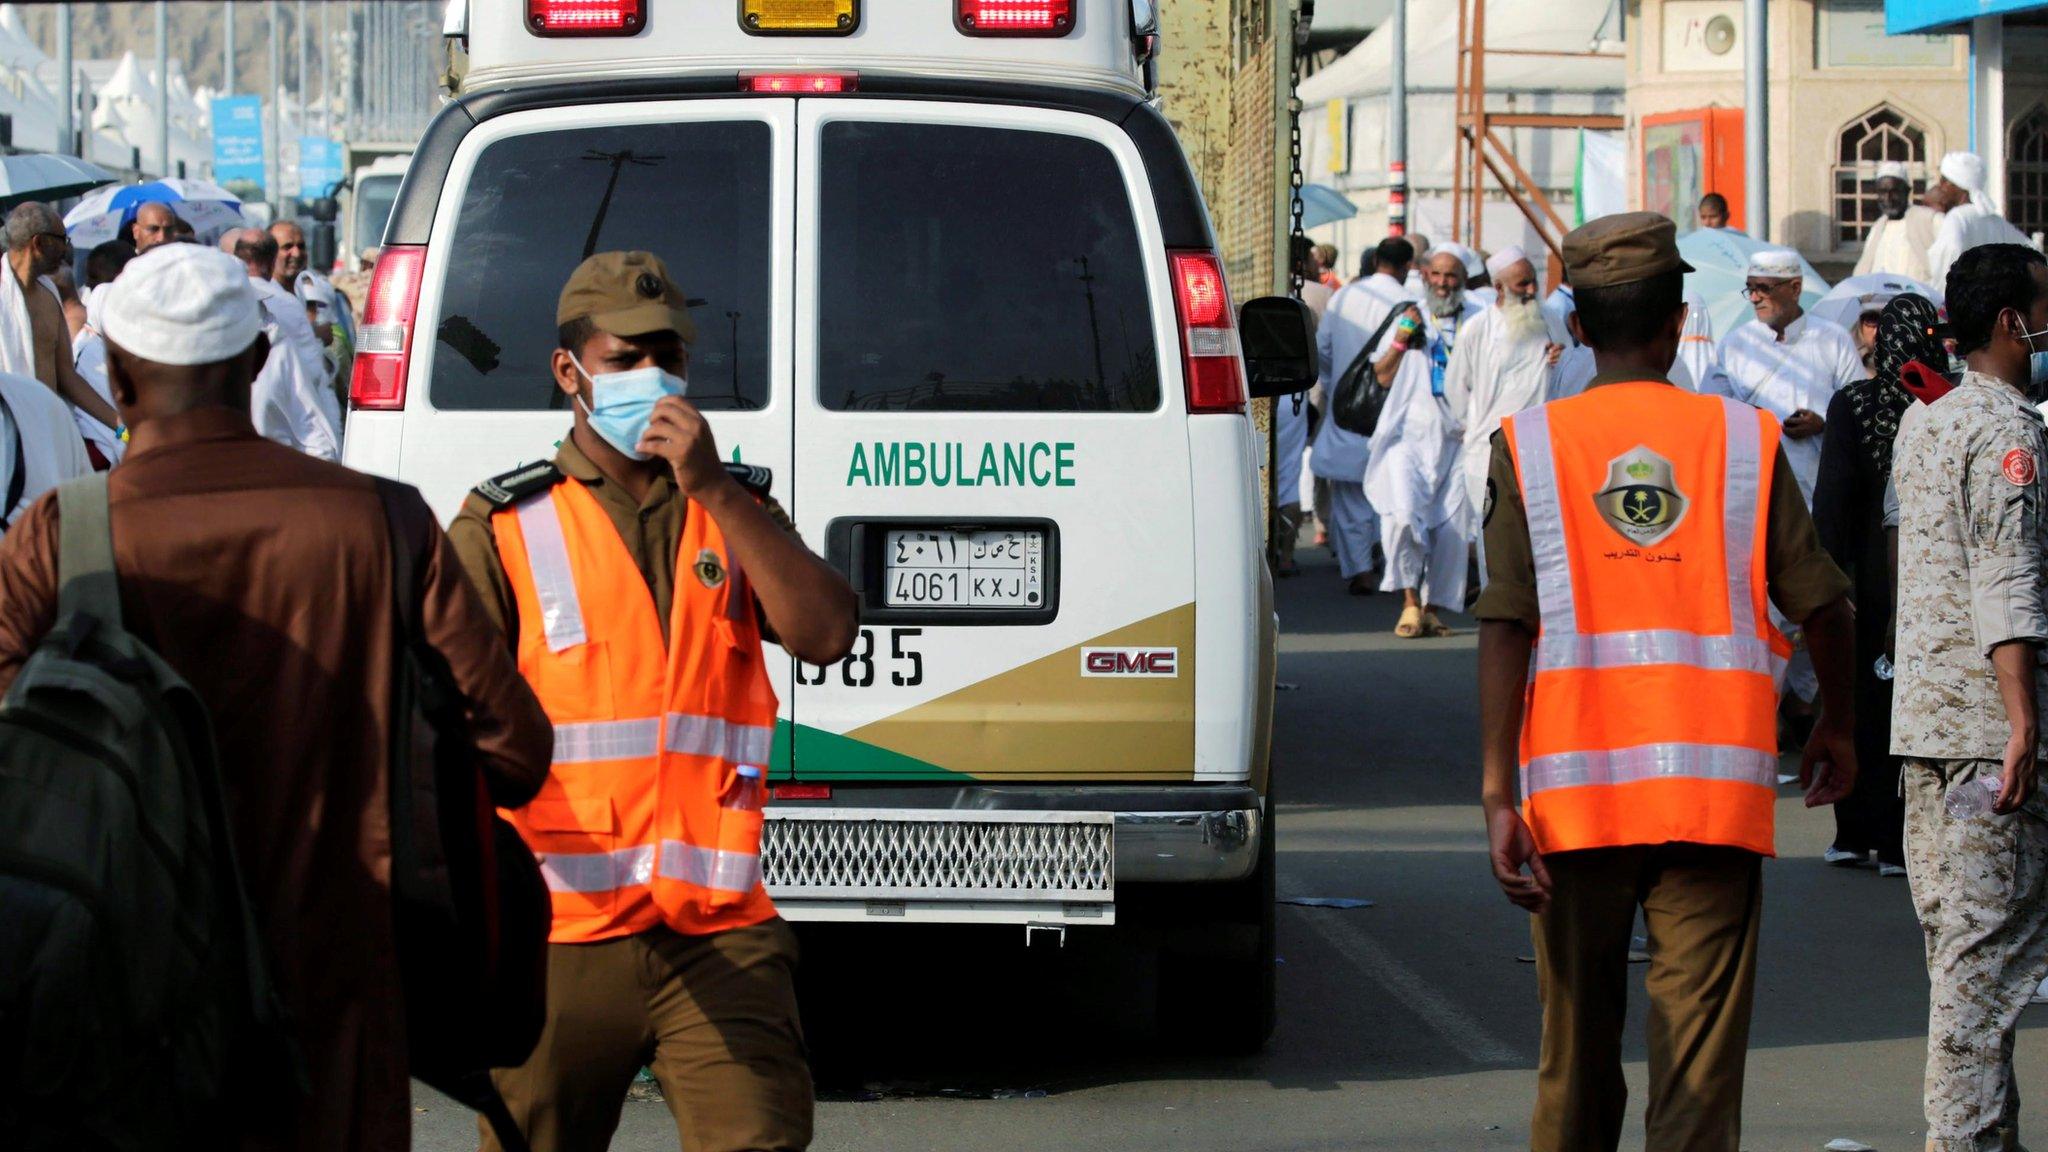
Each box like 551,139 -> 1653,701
1299,0 -> 1625,272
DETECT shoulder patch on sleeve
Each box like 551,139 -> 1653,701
724,462 -> 773,497
472,460 -> 564,509
2004,447 -> 2038,487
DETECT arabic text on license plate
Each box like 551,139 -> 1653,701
885,530 -> 1044,608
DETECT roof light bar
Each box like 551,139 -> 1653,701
957,0 -> 1074,37
527,0 -> 644,37
741,72 -> 857,94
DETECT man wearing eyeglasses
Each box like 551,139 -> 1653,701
1714,249 -> 1865,509
0,202 -> 118,434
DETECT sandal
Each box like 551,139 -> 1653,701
1421,611 -> 1453,637
1395,605 -> 1423,638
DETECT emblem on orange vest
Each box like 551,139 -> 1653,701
694,548 -> 727,589
1594,446 -> 1688,547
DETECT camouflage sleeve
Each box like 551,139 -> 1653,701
1963,414 -> 2048,656
1471,430 -> 1539,632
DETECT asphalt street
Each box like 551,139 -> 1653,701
414,543 -> 2046,1151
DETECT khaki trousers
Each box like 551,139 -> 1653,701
480,919 -> 813,1152
1530,843 -> 1763,1152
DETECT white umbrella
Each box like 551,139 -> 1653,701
1808,272 -> 1943,334
0,153 -> 115,208
1678,227 -> 1831,337
63,178 -> 245,249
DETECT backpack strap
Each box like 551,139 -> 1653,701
55,473 -> 119,629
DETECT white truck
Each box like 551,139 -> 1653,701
344,0 -> 1314,1052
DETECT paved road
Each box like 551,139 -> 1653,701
416,545 -> 2046,1151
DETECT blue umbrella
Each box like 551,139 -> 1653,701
1297,183 -> 1359,231
1678,227 -> 1830,338
63,178 -> 246,249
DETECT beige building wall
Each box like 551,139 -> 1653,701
1629,0 -> 1966,271
1156,0 -> 1235,220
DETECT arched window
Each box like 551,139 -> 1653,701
2009,104 -> 2048,240
1833,105 -> 1929,248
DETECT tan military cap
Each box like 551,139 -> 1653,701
1562,212 -> 1695,290
557,251 -> 697,343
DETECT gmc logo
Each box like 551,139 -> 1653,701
1081,647 -> 1179,678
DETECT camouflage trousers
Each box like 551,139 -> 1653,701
1903,758 -> 2048,1152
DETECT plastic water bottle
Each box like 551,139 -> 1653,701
721,764 -> 767,814
1946,775 -> 2003,819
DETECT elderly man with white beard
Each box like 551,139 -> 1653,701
1364,245 -> 1485,638
1444,248 -> 1563,539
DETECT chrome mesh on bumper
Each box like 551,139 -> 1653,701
762,809 -> 1114,904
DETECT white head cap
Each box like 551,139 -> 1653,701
1745,247 -> 1803,280
294,270 -> 336,320
100,243 -> 262,366
1427,242 -> 1478,278
1940,150 -> 1998,210
1875,160 -> 1911,183
1485,245 -> 1530,280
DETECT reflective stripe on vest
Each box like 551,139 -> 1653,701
1522,743 -> 1781,793
515,493 -> 587,653
537,841 -> 760,896
550,714 -> 774,767
1513,396 -> 1771,689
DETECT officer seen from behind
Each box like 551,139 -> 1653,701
1474,213 -> 1857,1151
449,251 -> 858,1152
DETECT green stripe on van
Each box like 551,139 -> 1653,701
774,720 -> 971,781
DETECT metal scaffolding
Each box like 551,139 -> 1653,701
1449,0 -> 1623,280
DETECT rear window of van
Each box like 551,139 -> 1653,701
427,121 -> 774,412
816,122 -> 1159,413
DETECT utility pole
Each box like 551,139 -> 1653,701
320,0 -> 331,135
155,0 -> 170,177
296,0 -> 307,145
55,6 -> 72,156
268,0 -> 281,205
1388,0 -> 1407,237
225,0 -> 236,95
1743,0 -> 1768,241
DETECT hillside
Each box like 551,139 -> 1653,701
16,3 -> 322,98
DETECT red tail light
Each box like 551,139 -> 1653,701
349,246 -> 427,412
957,0 -> 1073,35
742,73 -> 856,94
527,0 -> 643,36
1168,251 -> 1244,414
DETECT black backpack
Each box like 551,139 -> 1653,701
377,480 -> 550,1152
0,474 -> 301,1149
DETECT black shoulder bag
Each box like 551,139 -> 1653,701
1331,306 -> 1412,438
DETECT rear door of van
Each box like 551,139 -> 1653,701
787,99 -> 1201,784
387,98 -> 800,759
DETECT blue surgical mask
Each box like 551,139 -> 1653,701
572,361 -> 688,460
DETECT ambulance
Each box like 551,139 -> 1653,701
343,0 -> 1315,1051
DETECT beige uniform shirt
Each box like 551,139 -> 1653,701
1890,371 -> 2048,759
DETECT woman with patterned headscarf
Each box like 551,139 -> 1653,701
1813,291 -> 1946,877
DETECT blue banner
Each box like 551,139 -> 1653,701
211,96 -> 265,193
298,136 -> 345,199
1887,0 -> 2048,34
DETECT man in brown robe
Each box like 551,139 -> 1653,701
0,242 -> 554,1149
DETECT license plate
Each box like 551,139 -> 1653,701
884,529 -> 1045,609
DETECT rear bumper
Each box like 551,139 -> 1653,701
762,783 -> 1263,924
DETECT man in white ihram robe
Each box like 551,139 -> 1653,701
1363,245 -> 1482,637
1852,160 -> 1941,282
1442,247 -> 1561,535
1925,150 -> 2032,288
1312,238 -> 1418,594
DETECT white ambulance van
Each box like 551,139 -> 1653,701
344,0 -> 1316,1051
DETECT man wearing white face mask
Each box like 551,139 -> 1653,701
446,250 -> 858,1152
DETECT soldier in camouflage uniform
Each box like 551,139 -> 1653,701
1891,242 -> 2048,1152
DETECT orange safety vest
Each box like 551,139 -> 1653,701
493,477 -> 781,942
1503,382 -> 1789,857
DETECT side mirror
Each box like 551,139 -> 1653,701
309,196 -> 339,223
1239,296 -> 1317,398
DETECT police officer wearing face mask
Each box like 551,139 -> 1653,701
449,250 -> 857,1152
1891,242 -> 2048,1152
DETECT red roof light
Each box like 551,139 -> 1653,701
957,0 -> 1073,36
527,0 -> 643,36
742,73 -> 856,94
